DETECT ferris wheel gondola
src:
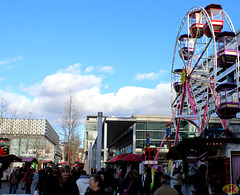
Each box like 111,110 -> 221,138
170,4 -> 240,145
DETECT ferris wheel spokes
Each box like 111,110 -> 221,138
171,3 -> 240,142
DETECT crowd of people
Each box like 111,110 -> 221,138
3,163 -> 192,195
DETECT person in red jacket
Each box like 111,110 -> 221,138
23,167 -> 34,194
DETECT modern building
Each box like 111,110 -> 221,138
83,115 -> 98,161
0,118 -> 62,163
84,114 -> 240,169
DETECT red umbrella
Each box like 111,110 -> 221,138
108,155 -> 123,163
118,153 -> 143,162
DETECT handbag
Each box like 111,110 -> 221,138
123,180 -> 133,195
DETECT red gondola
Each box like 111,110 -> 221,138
215,83 -> 240,119
189,11 -> 204,38
173,69 -> 182,93
203,4 -> 223,37
216,31 -> 238,68
178,34 -> 194,60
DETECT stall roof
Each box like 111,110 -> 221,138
107,155 -> 123,163
167,137 -> 240,160
21,157 -> 38,163
0,155 -> 22,162
118,153 -> 143,162
106,153 -> 143,163
38,160 -> 53,164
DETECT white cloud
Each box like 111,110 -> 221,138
84,66 -> 94,73
69,83 -> 171,117
21,72 -> 102,97
135,70 -> 168,81
97,65 -> 114,74
1,64 -> 171,130
0,55 -> 25,70
0,56 -> 24,66
84,65 -> 114,74
58,63 -> 81,74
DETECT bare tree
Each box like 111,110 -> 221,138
59,92 -> 83,164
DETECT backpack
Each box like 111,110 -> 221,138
25,171 -> 33,181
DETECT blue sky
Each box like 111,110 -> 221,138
0,0 -> 239,134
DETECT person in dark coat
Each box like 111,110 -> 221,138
193,164 -> 209,195
120,170 -> 141,195
72,166 -> 81,182
44,166 -> 60,195
98,170 -> 114,195
142,168 -> 152,195
23,167 -> 34,194
36,169 -> 46,195
8,167 -> 19,194
51,165 -> 61,191
0,166 -> 3,189
84,174 -> 105,195
152,169 -> 163,194
57,165 -> 79,195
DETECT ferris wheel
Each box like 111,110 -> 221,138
170,4 -> 240,145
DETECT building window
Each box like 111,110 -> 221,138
136,122 -> 147,130
86,123 -> 98,131
136,131 -> 146,139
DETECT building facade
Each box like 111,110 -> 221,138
0,118 -> 62,163
84,115 -> 98,161
85,114 -> 240,169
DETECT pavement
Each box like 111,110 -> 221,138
0,179 -> 38,195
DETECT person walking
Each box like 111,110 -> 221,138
142,168 -> 152,195
36,169 -> 46,195
172,167 -> 183,195
56,165 -> 79,195
193,164 -> 209,195
76,170 -> 90,195
153,175 -> 178,195
6,166 -> 11,186
84,174 -> 104,195
23,167 -> 34,194
0,166 -> 3,189
120,170 -> 141,195
8,167 -> 19,194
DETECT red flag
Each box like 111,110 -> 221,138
69,150 -> 72,163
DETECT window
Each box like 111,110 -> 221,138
86,123 -> 98,131
136,122 -> 147,130
136,140 -> 145,148
147,122 -> 168,130
136,131 -> 146,139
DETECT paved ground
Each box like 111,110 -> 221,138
0,179 -> 38,195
